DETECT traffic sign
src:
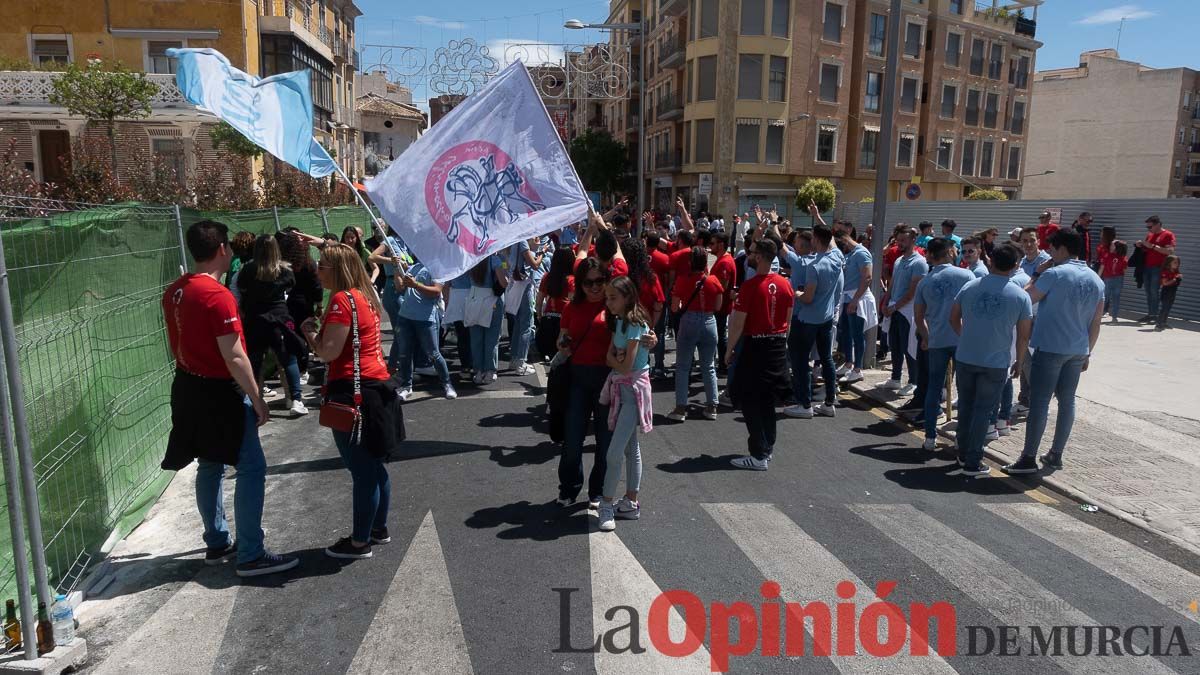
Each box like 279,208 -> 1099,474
905,183 -> 922,200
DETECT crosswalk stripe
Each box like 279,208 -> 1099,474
349,511 -> 474,674
982,503 -> 1200,624
705,503 -> 955,673
91,572 -> 237,675
589,528 -> 712,673
851,504 -> 1178,675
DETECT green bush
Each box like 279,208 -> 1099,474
795,178 -> 837,213
966,188 -> 1009,201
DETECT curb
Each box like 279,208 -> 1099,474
845,378 -> 1200,560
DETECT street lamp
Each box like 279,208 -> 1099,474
1023,170 -> 1055,178
566,18 -> 645,227
924,158 -> 988,195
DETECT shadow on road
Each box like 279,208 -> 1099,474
881,463 -> 1028,496
488,441 -> 560,467
464,500 -> 591,541
848,442 -> 938,465
656,453 -> 744,473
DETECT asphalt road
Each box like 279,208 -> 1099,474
77,338 -> 1200,674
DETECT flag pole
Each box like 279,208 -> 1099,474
326,157 -> 402,260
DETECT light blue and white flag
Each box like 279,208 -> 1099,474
366,60 -> 589,282
168,48 -> 336,177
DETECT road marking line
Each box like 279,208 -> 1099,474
91,572 -> 237,675
983,503 -> 1199,624
705,503 -> 955,673
535,362 -> 547,388
350,511 -> 474,674
851,504 -> 1177,675
589,528 -> 712,673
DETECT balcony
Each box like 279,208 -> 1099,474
318,23 -> 334,49
353,49 -> 361,71
334,38 -> 348,63
1015,16 -> 1036,38
656,94 -> 683,121
660,0 -> 686,16
0,71 -> 188,108
654,148 -> 682,171
1185,175 -> 1200,187
658,34 -> 685,70
1191,143 -> 1200,154
259,14 -> 335,62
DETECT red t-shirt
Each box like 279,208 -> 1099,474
883,244 -> 924,283
649,249 -> 671,290
321,289 -> 390,382
1144,229 -> 1176,268
538,275 -> 575,315
669,248 -> 693,277
162,274 -> 244,379
1037,223 -> 1059,250
733,273 -> 793,335
561,299 -> 611,366
1161,269 -> 1182,287
1100,253 -> 1127,279
672,272 -> 725,314
638,275 -> 665,315
1096,244 -> 1111,269
574,256 -> 628,278
709,252 -> 737,316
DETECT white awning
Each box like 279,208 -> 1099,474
863,124 -> 881,133
819,123 -> 839,132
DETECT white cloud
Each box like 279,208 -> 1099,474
1077,4 -> 1156,25
413,15 -> 467,31
485,39 -> 567,67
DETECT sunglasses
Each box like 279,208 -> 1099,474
581,276 -> 607,288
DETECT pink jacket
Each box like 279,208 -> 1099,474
599,369 -> 654,433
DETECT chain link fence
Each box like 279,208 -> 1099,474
0,196 -> 376,616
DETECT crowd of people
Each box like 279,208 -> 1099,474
159,198 -> 1179,570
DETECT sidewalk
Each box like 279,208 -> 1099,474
850,319 -> 1200,556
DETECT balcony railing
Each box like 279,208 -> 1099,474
656,94 -> 683,121
658,34 -> 684,69
352,49 -> 361,71
654,148 -> 682,171
1190,143 -> 1200,153
0,70 -> 188,107
1184,175 -> 1200,187
318,23 -> 334,48
1015,16 -> 1036,38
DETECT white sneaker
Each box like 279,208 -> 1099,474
783,405 -> 813,419
897,383 -> 917,397
597,501 -> 616,532
814,403 -> 837,418
840,369 -> 864,384
922,437 -> 937,451
1014,404 -> 1030,415
666,405 -> 688,422
984,428 -> 999,442
299,372 -> 310,385
513,363 -> 537,376
487,370 -> 498,383
397,387 -> 413,401
730,456 -> 769,471
290,400 -> 309,416
615,498 -> 640,520
881,379 -> 903,391
444,384 -> 458,400
996,421 -> 1012,437
836,364 -> 851,377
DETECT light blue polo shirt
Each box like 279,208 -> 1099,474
613,319 -> 651,372
968,259 -> 988,278
945,233 -> 964,264
779,246 -> 812,314
954,274 -> 1034,369
1009,268 -> 1035,317
797,250 -> 845,325
843,244 -> 872,294
1020,250 -> 1051,278
915,264 -> 976,348
1031,260 -> 1104,355
559,226 -> 579,247
889,252 -> 929,307
398,263 -> 442,323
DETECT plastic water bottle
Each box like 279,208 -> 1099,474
50,595 -> 73,646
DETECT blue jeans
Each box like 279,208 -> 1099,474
195,401 -> 266,564
560,364 -> 612,501
383,282 -> 403,369
990,376 -> 1014,426
788,319 -> 835,407
922,347 -> 955,439
508,282 -> 536,365
674,312 -> 718,406
1103,277 -> 1123,318
1143,265 -> 1162,316
395,316 -> 451,387
469,298 -> 504,373
602,384 -> 643,499
1021,350 -> 1087,459
332,428 -> 390,543
250,349 -> 302,402
888,312 -> 917,383
838,304 -> 867,369
652,308 -> 667,371
955,362 -> 1009,469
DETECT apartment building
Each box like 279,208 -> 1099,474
1024,49 -> 1200,200
0,0 -> 363,187
605,0 -> 1042,219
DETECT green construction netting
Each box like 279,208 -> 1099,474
0,202 -> 377,603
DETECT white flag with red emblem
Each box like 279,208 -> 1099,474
365,60 -> 589,282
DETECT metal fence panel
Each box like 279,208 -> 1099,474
840,199 -> 1200,322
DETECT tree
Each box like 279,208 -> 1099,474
966,188 -> 1009,201
568,129 -> 628,196
795,178 -> 837,214
209,120 -> 264,158
48,60 -> 157,182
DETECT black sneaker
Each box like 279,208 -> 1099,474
961,464 -> 991,477
1040,452 -> 1064,470
1001,456 -> 1040,475
235,551 -> 300,577
897,398 -> 923,411
370,527 -> 391,545
325,537 -> 373,559
1137,314 -> 1155,324
204,540 -> 237,566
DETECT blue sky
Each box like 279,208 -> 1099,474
353,1 -> 1198,110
